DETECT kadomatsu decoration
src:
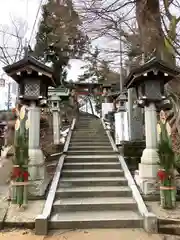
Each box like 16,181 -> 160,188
11,105 -> 29,207
157,111 -> 176,209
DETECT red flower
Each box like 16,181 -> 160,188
22,171 -> 29,181
11,108 -> 16,113
11,167 -> 21,179
157,169 -> 167,181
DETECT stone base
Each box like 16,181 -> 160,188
139,163 -> 159,179
135,148 -> 159,195
141,148 -> 159,165
28,177 -> 50,197
134,170 -> 159,196
28,148 -> 50,197
28,148 -> 45,180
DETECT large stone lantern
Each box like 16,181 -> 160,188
124,57 -> 180,195
4,56 -> 55,105
3,55 -> 56,196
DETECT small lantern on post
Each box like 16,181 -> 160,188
48,86 -> 70,127
50,95 -> 61,110
124,57 -> 180,195
3,55 -> 56,197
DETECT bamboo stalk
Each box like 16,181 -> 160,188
11,185 -> 16,204
23,185 -> 28,206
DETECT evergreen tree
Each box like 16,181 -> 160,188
34,0 -> 88,85
78,47 -> 119,83
78,47 -> 101,82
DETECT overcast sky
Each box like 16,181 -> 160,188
0,0 -> 39,37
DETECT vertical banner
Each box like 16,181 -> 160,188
115,111 -> 129,144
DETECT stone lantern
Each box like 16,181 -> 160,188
101,83 -> 114,119
50,95 -> 61,110
116,92 -> 127,112
114,92 -> 129,144
49,94 -> 61,145
3,56 -> 55,105
48,86 -> 70,144
124,57 -> 180,195
3,55 -> 56,197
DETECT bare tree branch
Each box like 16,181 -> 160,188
0,17 -> 27,66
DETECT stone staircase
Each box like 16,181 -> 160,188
49,113 -> 144,229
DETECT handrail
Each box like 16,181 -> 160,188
35,118 -> 76,235
101,118 -> 157,233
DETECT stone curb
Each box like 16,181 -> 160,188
35,118 -> 76,235
101,118 -> 158,233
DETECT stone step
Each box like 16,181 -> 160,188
75,127 -> 103,130
49,210 -> 143,229
61,169 -> 124,178
76,124 -> 96,126
59,177 -> 128,188
67,150 -> 116,155
74,128 -> 105,130
74,131 -> 104,134
76,125 -> 97,127
72,136 -> 108,140
63,162 -> 121,170
56,185 -> 131,198
78,118 -> 99,120
68,146 -> 112,150
78,117 -> 96,119
71,136 -> 109,139
70,139 -> 110,143
76,121 -> 95,124
53,197 -> 137,212
69,142 -> 111,146
64,156 -> 119,163
72,134 -> 108,138
71,138 -> 108,141
73,129 -> 105,132
72,130 -> 106,133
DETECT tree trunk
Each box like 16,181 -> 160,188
136,0 -> 165,60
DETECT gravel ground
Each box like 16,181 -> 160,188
0,229 -> 172,240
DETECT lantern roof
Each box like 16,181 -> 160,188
3,55 -> 56,87
124,57 -> 180,89
48,86 -> 70,97
63,81 -> 101,89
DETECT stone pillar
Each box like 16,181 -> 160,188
28,102 -> 49,197
52,110 -> 60,145
138,102 -> 159,195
